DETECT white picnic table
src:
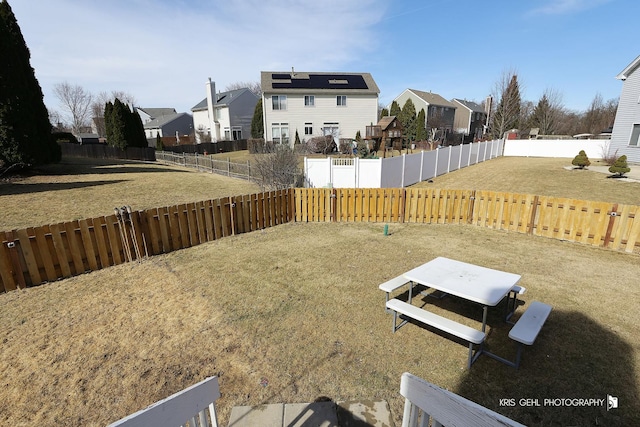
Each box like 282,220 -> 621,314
402,257 -> 522,332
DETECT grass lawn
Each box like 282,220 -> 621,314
0,222 -> 637,426
0,157 -> 260,230
0,156 -> 639,426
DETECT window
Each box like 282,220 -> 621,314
272,95 -> 287,110
304,123 -> 313,135
304,95 -> 315,106
629,124 -> 640,147
323,122 -> 339,142
224,128 -> 230,140
271,123 -> 289,144
336,95 -> 347,106
232,127 -> 242,140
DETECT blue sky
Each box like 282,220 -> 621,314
9,0 -> 639,116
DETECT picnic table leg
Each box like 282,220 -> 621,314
481,306 -> 488,332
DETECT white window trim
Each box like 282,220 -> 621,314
272,95 -> 287,111
629,123 -> 640,147
304,95 -> 315,107
336,95 -> 347,107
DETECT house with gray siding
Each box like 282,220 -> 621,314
608,54 -> 640,163
390,89 -> 457,138
191,79 -> 258,142
261,70 -> 379,146
451,98 -> 487,140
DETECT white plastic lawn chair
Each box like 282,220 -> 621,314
107,376 -> 220,427
399,372 -> 524,427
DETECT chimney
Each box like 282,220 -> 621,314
206,78 -> 217,142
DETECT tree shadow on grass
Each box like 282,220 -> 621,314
0,179 -> 128,196
12,159 -> 190,178
456,310 -> 637,427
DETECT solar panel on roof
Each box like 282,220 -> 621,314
272,74 -> 369,90
272,73 -> 291,79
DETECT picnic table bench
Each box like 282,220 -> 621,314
379,275 -> 413,313
486,301 -> 552,369
386,299 -> 485,369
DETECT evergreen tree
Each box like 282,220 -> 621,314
609,155 -> 630,177
155,133 -> 163,150
379,108 -> 389,118
389,101 -> 401,117
251,98 -> 263,138
0,0 -> 60,168
529,93 -> 558,135
294,129 -> 300,144
491,73 -> 521,139
571,150 -> 590,169
104,101 -> 114,145
355,130 -> 362,142
399,98 -> 417,143
415,108 -> 427,141
108,99 -> 128,149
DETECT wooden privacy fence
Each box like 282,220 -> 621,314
1,188 -> 639,293
293,188 -> 640,253
0,190 -> 293,293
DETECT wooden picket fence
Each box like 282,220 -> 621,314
293,188 -> 640,252
1,188 -> 639,293
0,190 -> 293,293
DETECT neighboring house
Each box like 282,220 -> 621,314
391,89 -> 457,136
608,54 -> 640,163
451,98 -> 487,140
143,112 -> 194,140
137,108 -> 177,124
261,70 -> 380,146
191,78 -> 259,143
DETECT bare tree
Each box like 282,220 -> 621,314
581,93 -> 618,135
224,81 -> 262,97
53,82 -> 93,136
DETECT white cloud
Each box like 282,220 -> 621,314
11,0 -> 389,112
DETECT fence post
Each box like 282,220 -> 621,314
447,146 -> 452,173
458,143 -> 463,170
247,160 -> 251,180
468,142 -> 473,166
419,150 -> 424,182
401,154 -> 406,188
355,157 -> 360,188
227,158 -> 231,176
195,152 -> 198,171
434,147 -> 439,177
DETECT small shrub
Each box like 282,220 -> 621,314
251,144 -> 303,190
356,140 -> 369,158
609,155 -> 630,177
339,139 -> 354,155
248,138 -> 274,154
306,135 -> 336,154
601,148 -> 619,166
571,150 -> 591,169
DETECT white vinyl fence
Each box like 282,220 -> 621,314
304,140 -> 504,188
502,138 -> 609,159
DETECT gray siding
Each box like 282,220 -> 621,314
609,65 -> 640,163
228,90 -> 259,140
161,114 -> 194,138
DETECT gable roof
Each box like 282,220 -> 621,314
377,115 -> 399,131
451,98 -> 485,113
138,108 -> 176,118
405,89 -> 456,109
143,112 -> 191,129
191,88 -> 252,112
261,71 -> 379,94
616,54 -> 640,80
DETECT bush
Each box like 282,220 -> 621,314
306,135 -> 336,154
52,132 -> 78,144
571,150 -> 591,169
251,144 -> 303,190
339,139 -> 354,155
609,155 -> 630,177
248,138 -> 274,154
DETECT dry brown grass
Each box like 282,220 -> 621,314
411,156 -> 640,206
0,222 -> 638,426
0,158 -> 259,230
1,156 -> 639,426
